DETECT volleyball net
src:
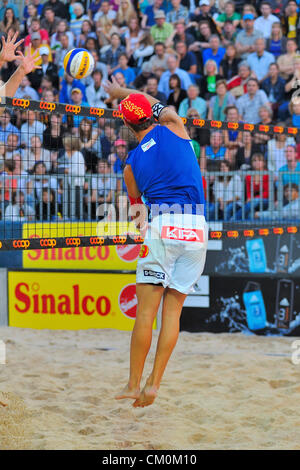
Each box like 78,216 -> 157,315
0,96 -> 299,251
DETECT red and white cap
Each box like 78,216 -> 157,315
119,93 -> 153,125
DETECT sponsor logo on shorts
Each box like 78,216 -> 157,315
143,270 -> 165,280
161,226 -> 204,242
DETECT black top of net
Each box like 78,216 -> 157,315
2,97 -> 297,138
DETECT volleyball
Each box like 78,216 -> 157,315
63,48 -> 94,79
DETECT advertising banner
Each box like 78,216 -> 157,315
8,271 -> 144,331
22,222 -> 141,270
181,275 -> 300,336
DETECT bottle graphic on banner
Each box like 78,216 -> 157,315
246,239 -> 267,272
276,279 -> 294,329
276,235 -> 294,273
243,281 -> 267,330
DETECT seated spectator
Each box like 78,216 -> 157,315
254,1 -> 280,39
78,117 -> 100,172
175,41 -> 198,81
95,15 -> 119,48
141,0 -> 165,29
277,38 -> 298,81
62,88 -> 89,129
132,31 -> 154,70
5,133 -> 24,160
267,127 -> 296,172
219,43 -> 241,80
266,22 -> 287,58
165,18 -> 195,49
255,184 -> 300,220
23,3 -> 38,36
41,6 -> 60,36
59,74 -> 87,105
51,19 -> 75,51
24,17 -> 50,48
246,38 -> 275,83
133,62 -> 156,91
166,73 -> 187,111
261,63 -> 286,119
279,145 -> 300,188
158,54 -> 192,98
36,187 -> 57,221
86,69 -> 108,108
124,16 -> 144,61
150,10 -> 174,44
42,0 -> 70,20
100,121 -> 118,160
0,109 -> 20,144
89,159 -> 116,219
178,84 -> 206,118
94,0 -> 116,22
226,61 -> 251,98
200,130 -> 229,172
5,190 -> 35,221
202,35 -> 226,68
145,76 -> 167,104
286,97 -> 300,144
237,77 -> 271,124
216,1 -> 241,28
223,105 -> 243,151
280,0 -> 300,43
116,0 -> 137,34
207,79 -> 236,121
23,135 -> 52,173
75,19 -> 97,48
209,160 -> 243,221
0,7 -> 19,34
21,110 -> 46,149
43,114 -> 65,152
101,33 -> 126,75
222,20 -> 238,47
199,59 -> 221,100
280,56 -> 300,121
235,13 -> 263,61
235,153 -> 269,220
109,138 -> 127,168
54,33 -> 72,71
26,31 -> 52,67
31,161 -> 58,202
69,2 -> 89,38
235,131 -> 265,170
166,0 -> 189,25
88,0 -> 102,20
112,53 -> 136,86
148,42 -> 169,79
189,0 -> 219,37
23,0 -> 43,19
29,46 -> 59,90
251,105 -> 275,148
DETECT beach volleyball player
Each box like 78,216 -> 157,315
104,76 -> 207,408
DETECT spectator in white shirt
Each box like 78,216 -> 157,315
20,110 -> 46,148
94,0 -> 116,22
86,69 -> 108,108
15,76 -> 39,101
254,1 -> 280,39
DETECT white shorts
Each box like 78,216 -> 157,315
136,213 -> 208,295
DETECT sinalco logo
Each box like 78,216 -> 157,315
65,104 -> 81,114
12,98 -> 30,108
13,240 -> 30,249
40,101 -> 56,112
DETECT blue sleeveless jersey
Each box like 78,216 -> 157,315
126,125 -> 206,218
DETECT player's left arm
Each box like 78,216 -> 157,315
123,164 -> 141,198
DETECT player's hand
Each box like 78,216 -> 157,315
0,30 -> 24,63
17,46 -> 41,74
103,75 -> 121,101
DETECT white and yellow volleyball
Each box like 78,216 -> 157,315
63,48 -> 94,79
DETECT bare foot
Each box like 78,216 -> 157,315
133,384 -> 158,408
115,384 -> 140,400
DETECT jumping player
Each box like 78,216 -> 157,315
104,76 -> 207,408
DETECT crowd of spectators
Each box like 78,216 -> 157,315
0,0 -> 300,222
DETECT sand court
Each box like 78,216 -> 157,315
0,327 -> 300,450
